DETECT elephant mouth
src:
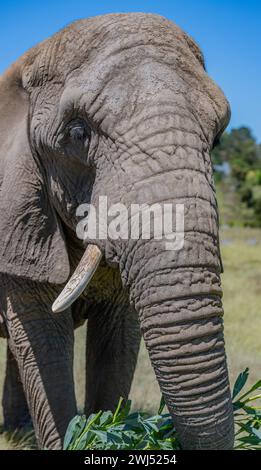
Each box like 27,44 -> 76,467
52,244 -> 102,312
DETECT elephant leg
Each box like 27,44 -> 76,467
2,344 -> 32,430
85,298 -> 141,416
0,275 -> 77,449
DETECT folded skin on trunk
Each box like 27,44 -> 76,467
128,258 -> 234,449
117,134 -> 234,448
113,106 -> 234,448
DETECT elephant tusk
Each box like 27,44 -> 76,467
52,244 -> 102,313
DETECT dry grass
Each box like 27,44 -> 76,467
220,227 -> 261,386
0,226 -> 260,449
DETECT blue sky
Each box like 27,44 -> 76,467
1,0 -> 260,141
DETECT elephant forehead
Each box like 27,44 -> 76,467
59,61 -> 185,122
23,13 -> 203,88
23,13 -> 229,138
55,13 -> 197,71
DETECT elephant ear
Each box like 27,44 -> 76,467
0,62 -> 70,284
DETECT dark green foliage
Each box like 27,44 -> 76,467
212,127 -> 261,227
64,370 -> 261,450
233,369 -> 261,450
63,397 -> 179,450
212,127 -> 261,178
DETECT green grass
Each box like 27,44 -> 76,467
220,227 -> 261,386
216,182 -> 258,228
0,428 -> 36,450
0,226 -> 260,449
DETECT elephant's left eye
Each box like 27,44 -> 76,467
58,118 -> 93,160
67,119 -> 91,145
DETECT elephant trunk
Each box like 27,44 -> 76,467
112,107 -> 234,448
127,249 -> 234,449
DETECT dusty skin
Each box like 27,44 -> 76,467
0,13 -> 233,449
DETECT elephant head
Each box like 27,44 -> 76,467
0,13 -> 234,449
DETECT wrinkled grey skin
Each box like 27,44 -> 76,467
0,13 -> 234,449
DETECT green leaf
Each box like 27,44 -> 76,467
91,429 -> 108,445
74,430 -> 92,450
158,418 -> 174,432
99,410 -> 113,426
242,404 -> 261,416
237,435 -> 260,445
86,413 -> 97,425
121,432 -> 135,447
158,395 -> 166,414
252,427 -> 261,441
141,416 -> 160,434
157,439 -> 176,450
118,399 -> 132,420
63,415 -> 86,450
106,431 -> 125,444
112,397 -> 124,423
232,368 -> 249,400
124,413 -> 144,431
236,381 -> 261,402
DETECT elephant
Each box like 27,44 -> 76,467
0,13 -> 234,450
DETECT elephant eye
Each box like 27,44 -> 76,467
67,119 -> 91,145
58,118 -> 93,160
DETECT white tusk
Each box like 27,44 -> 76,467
52,244 -> 102,313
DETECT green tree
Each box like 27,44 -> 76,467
212,127 -> 261,227
212,127 -> 261,182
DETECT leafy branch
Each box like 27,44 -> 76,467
64,369 -> 261,451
